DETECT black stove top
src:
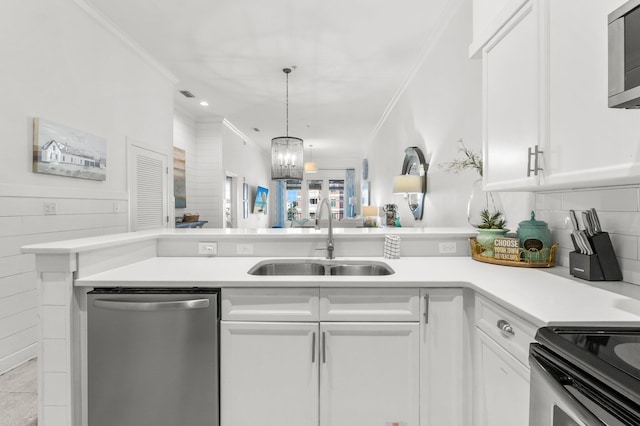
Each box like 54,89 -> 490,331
535,327 -> 640,405
557,329 -> 640,379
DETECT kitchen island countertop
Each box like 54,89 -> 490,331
75,255 -> 640,328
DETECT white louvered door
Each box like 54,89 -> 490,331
129,143 -> 168,231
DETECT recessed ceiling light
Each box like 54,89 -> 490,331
200,101 -> 209,106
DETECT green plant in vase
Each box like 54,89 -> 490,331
476,209 -> 509,257
478,209 -> 506,229
439,138 -> 506,231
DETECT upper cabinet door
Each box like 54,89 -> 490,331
481,0 -> 640,192
483,1 -> 544,191
470,0 -> 529,57
544,0 -> 640,189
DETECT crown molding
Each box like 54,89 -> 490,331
367,0 -> 465,146
73,0 -> 179,84
222,119 -> 260,149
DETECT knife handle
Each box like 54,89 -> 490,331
590,208 -> 602,233
569,210 -> 579,230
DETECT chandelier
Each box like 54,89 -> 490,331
271,68 -> 304,180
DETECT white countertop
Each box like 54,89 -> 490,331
76,255 -> 640,328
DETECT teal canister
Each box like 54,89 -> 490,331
516,211 -> 551,258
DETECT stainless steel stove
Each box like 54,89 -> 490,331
529,327 -> 640,426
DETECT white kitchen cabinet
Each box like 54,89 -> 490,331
483,0 -> 543,191
473,295 -> 536,426
470,0 -> 529,58
320,322 -> 420,426
544,0 -> 640,189
220,321 -> 319,426
220,288 -> 421,426
482,0 -> 640,191
475,330 -> 530,426
221,287 -> 461,426
420,289 -> 465,426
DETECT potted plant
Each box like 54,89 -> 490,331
476,208 -> 509,257
439,139 -> 505,229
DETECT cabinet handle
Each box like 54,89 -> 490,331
424,294 -> 430,324
497,319 -> 515,336
322,331 -> 327,364
311,332 -> 316,363
527,145 -> 544,177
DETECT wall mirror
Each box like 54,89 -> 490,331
394,146 -> 427,220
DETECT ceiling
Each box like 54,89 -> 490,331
84,0 -> 452,165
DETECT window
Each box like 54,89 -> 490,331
286,179 -> 302,221
281,170 -> 348,223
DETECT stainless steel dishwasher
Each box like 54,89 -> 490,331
87,288 -> 219,426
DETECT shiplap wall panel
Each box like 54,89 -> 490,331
0,194 -> 128,374
0,290 -> 38,321
0,273 -> 37,299
0,326 -> 37,360
0,254 -> 35,278
0,197 -> 126,216
0,309 -> 36,341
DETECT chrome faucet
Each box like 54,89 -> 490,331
315,198 -> 334,259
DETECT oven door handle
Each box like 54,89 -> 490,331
529,354 -> 606,426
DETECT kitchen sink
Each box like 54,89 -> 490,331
248,260 -> 326,276
328,263 -> 394,276
248,259 -> 394,276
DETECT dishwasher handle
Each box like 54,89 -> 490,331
93,298 -> 210,312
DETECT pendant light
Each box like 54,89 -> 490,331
304,144 -> 318,174
271,67 -> 304,180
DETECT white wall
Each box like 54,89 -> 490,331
173,116 -> 272,228
0,0 -> 175,373
173,109 -> 198,220
221,123 -> 272,229
365,0 -> 531,229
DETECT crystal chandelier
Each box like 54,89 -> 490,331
271,68 -> 304,180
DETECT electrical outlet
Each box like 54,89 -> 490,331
438,242 -> 457,254
236,243 -> 254,255
198,242 -> 217,256
43,202 -> 57,215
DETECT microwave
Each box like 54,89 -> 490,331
609,0 -> 640,108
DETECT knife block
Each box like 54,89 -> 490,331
569,232 -> 622,281
569,252 -> 605,281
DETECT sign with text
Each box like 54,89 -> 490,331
493,237 -> 520,261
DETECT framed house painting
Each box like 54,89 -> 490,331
33,118 -> 107,181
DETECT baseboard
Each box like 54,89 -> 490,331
0,343 -> 37,375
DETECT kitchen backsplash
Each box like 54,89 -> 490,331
535,186 -> 640,288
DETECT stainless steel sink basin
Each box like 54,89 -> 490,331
329,263 -> 394,276
248,259 -> 394,276
248,260 -> 326,276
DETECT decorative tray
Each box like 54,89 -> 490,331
468,237 -> 558,268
